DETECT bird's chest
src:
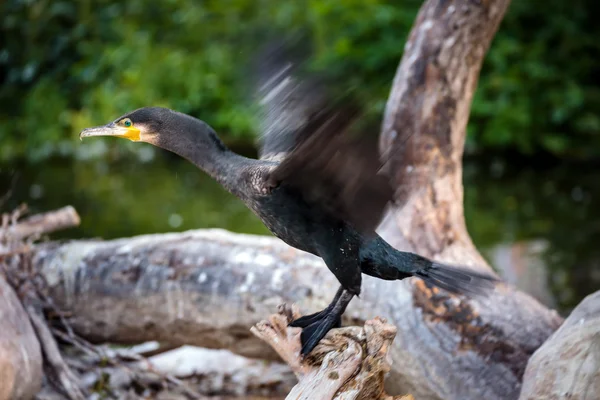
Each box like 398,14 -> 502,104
249,188 -> 339,255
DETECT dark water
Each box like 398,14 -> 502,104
1,151 -> 598,314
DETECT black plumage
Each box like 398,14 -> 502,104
79,41 -> 499,356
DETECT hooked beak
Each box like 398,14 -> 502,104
79,123 -> 141,142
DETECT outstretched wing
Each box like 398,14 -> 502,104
255,38 -> 393,235
255,38 -> 325,161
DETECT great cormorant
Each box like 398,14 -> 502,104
79,43 -> 498,356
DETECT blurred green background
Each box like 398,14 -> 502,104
1,0 -> 599,313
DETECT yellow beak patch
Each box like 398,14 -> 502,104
80,124 -> 142,142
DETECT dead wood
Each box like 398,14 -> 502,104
251,305 -> 413,400
1,206 -> 80,243
22,1 -> 566,397
1,206 -> 208,400
31,228 -> 562,400
379,0 -> 512,266
27,306 -> 86,400
0,275 -> 43,400
0,205 -> 84,400
519,290 -> 600,400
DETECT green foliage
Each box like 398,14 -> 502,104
1,0 -> 599,162
3,154 -> 271,239
470,1 -> 600,158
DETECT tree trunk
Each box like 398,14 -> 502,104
379,0 -> 508,266
374,0 -> 564,397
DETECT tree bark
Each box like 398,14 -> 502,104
251,306 -> 413,400
0,276 -> 43,400
33,227 -> 562,400
519,290 -> 600,400
379,0 -> 509,267
0,206 -> 80,242
32,230 -> 337,361
373,0 -> 564,397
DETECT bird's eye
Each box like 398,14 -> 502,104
122,118 -> 132,127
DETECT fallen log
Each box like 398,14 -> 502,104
32,228 -> 562,400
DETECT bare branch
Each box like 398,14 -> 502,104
0,206 -> 81,247
27,306 -> 86,400
1,206 -> 80,242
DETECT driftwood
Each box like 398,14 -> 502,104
379,0 -> 509,264
0,206 -> 80,400
27,306 -> 85,400
519,290 -> 600,400
0,276 -> 43,400
32,227 -> 562,400
1,207 -> 210,400
251,305 -> 413,400
0,206 -> 80,242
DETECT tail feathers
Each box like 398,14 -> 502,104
415,262 -> 499,297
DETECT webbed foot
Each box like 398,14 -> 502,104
289,291 -> 341,328
289,287 -> 354,356
296,312 -> 342,355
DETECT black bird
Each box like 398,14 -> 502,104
79,44 -> 498,356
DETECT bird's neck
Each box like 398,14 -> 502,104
158,121 -> 249,193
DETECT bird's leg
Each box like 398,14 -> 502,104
288,286 -> 345,328
291,232 -> 361,355
294,288 -> 355,356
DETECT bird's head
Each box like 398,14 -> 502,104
79,107 -> 175,145
79,107 -> 229,169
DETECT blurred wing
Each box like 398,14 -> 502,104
269,104 -> 394,235
255,38 -> 393,234
255,39 -> 325,161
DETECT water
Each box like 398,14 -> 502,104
1,151 -> 598,314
